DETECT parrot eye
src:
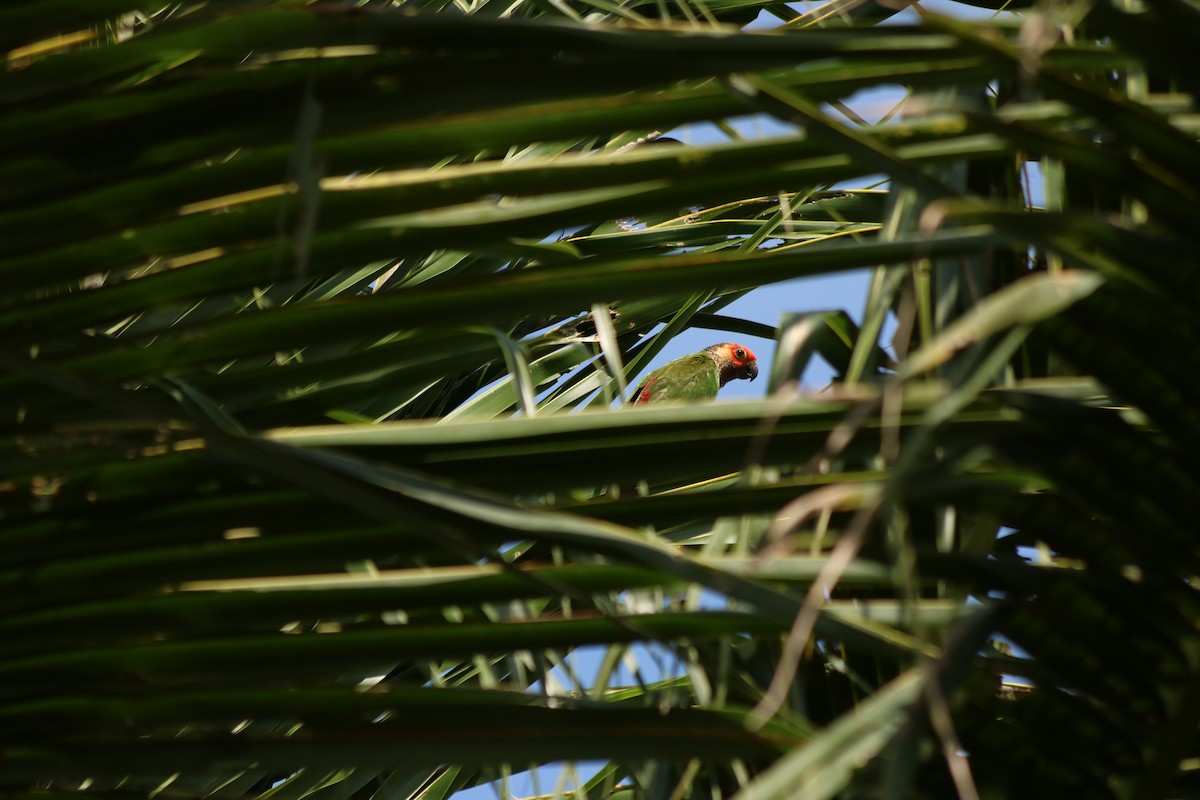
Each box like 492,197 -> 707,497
734,348 -> 746,360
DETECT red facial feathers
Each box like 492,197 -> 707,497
705,342 -> 759,387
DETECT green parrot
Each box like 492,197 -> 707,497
630,342 -> 759,405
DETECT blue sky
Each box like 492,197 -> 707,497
631,0 -> 1034,402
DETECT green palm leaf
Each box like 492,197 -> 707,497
4,1 -> 1200,798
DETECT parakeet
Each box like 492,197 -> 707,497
631,342 -> 759,405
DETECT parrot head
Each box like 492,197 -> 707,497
705,342 -> 758,387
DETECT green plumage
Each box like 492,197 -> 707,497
632,352 -> 721,405
631,343 -> 758,405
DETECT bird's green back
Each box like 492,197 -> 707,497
632,352 -> 720,404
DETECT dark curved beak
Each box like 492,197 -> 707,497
746,361 -> 759,382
